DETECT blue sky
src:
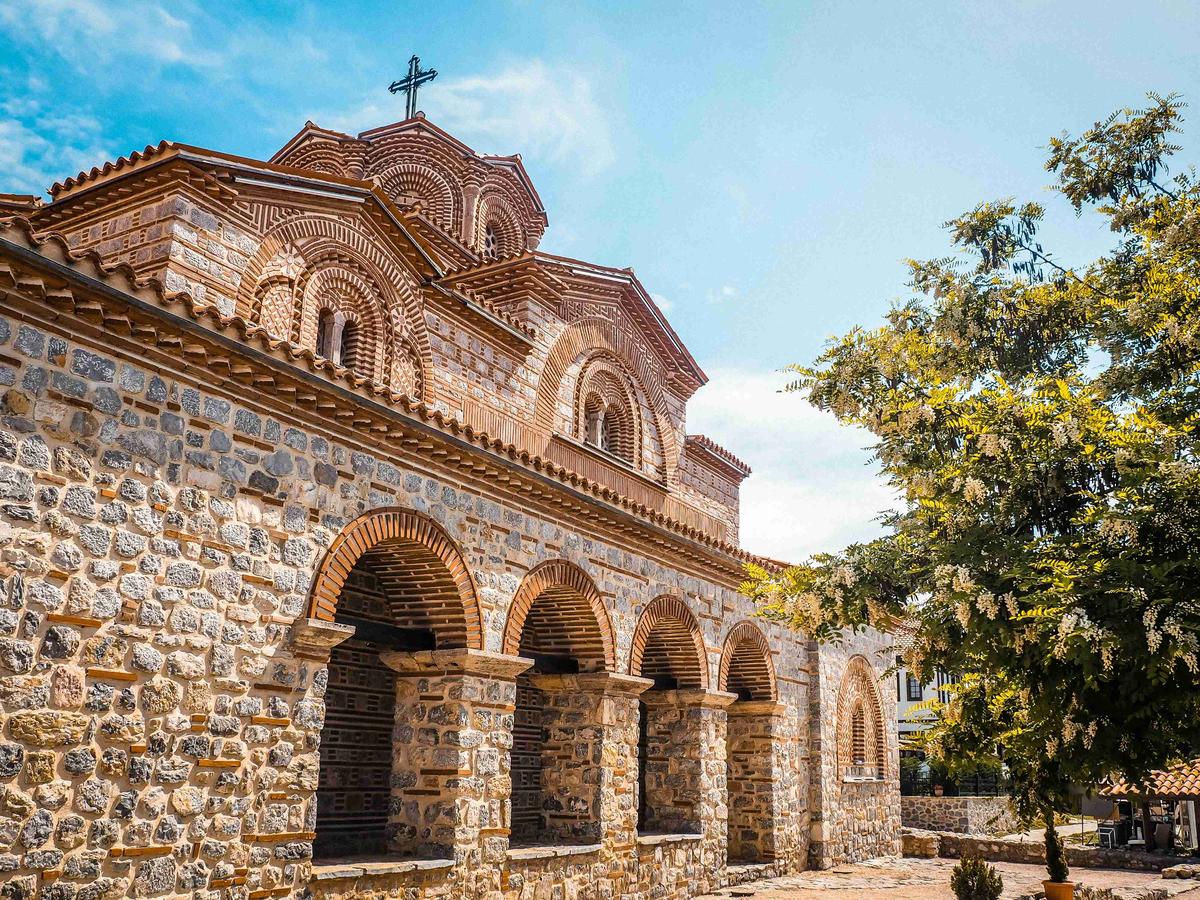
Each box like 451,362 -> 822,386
2,1 -> 1198,560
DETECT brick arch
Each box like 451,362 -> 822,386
836,655 -> 887,778
234,213 -> 433,401
475,189 -> 525,257
629,595 -> 708,689
719,621 -> 777,701
374,163 -> 460,235
502,560 -> 615,672
281,142 -> 348,177
308,508 -> 482,650
535,318 -> 678,481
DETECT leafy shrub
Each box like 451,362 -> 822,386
950,856 -> 1003,900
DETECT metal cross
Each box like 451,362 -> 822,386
389,55 -> 438,119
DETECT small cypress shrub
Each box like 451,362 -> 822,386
1045,820 -> 1070,883
950,856 -> 1003,900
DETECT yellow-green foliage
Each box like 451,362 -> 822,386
744,93 -> 1200,825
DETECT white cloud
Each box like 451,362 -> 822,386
0,101 -> 112,193
686,367 -> 897,563
707,284 -> 738,304
0,0 -> 215,67
650,293 -> 673,314
322,60 -> 616,177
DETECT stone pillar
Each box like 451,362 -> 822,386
379,648 -> 532,894
726,700 -> 788,863
641,689 -> 737,890
525,672 -> 652,847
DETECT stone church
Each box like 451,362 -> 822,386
0,111 -> 899,900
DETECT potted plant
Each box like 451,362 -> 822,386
1042,813 -> 1074,899
951,857 -> 1003,900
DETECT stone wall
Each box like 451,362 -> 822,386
900,795 -> 1017,835
808,631 -> 903,867
903,828 -> 1178,872
0,279 -> 905,900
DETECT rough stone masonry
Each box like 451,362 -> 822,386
0,111 -> 900,900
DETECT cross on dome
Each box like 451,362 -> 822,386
388,54 -> 438,119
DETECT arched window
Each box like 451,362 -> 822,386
601,398 -> 634,463
339,320 -> 360,373
583,394 -> 605,447
851,704 -> 867,766
315,308 -> 337,360
483,223 -> 499,260
836,656 -> 887,781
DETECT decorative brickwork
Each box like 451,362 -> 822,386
835,654 -> 887,780
308,508 -> 481,649
501,559 -> 615,671
719,620 -> 777,702
0,112 -> 899,900
630,595 -> 708,690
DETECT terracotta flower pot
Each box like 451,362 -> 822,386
1042,880 -> 1074,900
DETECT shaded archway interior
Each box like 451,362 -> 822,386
723,640 -> 774,701
313,534 -> 474,860
511,581 -> 613,844
632,600 -> 708,834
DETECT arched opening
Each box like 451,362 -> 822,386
851,704 -> 867,766
720,622 -> 779,864
339,319 -> 361,374
309,510 -> 481,862
315,307 -> 337,361
629,597 -> 708,835
503,561 -> 615,846
837,656 -> 887,781
601,397 -> 635,463
483,223 -> 499,260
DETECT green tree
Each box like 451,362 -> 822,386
744,94 -> 1200,866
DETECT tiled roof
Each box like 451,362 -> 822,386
1100,759 -> 1200,799
686,434 -> 752,477
0,216 -> 780,576
50,141 -> 176,198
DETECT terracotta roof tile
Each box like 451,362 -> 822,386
686,434 -> 752,477
1100,759 -> 1200,799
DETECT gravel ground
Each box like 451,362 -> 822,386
701,857 -> 1200,900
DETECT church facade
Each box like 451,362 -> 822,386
0,113 -> 899,900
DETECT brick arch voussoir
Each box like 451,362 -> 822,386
308,508 -> 482,650
501,559 -> 616,670
629,595 -> 708,689
718,620 -> 778,702
534,319 -> 679,478
836,654 -> 887,774
235,214 -> 434,402
374,162 -> 461,234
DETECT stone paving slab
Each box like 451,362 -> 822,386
698,856 -> 1200,900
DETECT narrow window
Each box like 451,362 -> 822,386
602,407 -> 620,456
339,321 -> 360,373
851,705 -> 867,766
316,308 -> 337,361
583,395 -> 604,447
484,224 -> 499,259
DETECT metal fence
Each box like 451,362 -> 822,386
900,770 -> 1009,797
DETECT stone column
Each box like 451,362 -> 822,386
525,672 -> 652,847
380,648 -> 532,895
640,688 -> 737,890
726,699 -> 788,864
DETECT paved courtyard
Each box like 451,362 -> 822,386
706,857 -> 1200,899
